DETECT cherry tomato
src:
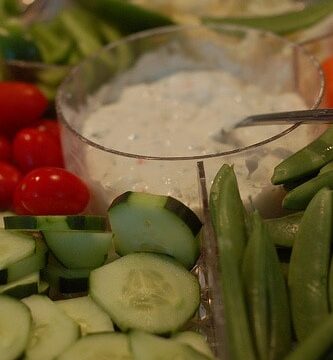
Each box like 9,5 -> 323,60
0,135 -> 11,162
14,167 -> 90,215
322,56 -> 333,108
36,119 -> 61,140
0,161 -> 22,211
13,128 -> 64,173
0,82 -> 48,137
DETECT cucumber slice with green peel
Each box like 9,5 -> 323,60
0,238 -> 47,284
130,331 -> 212,360
56,296 -> 114,335
42,230 -> 113,269
0,230 -> 36,272
44,261 -> 91,294
0,272 -> 39,299
0,295 -> 31,360
90,252 -> 200,334
108,191 -> 202,269
172,331 -> 215,359
4,215 -> 107,231
22,295 -> 80,360
38,281 -> 50,295
57,332 -> 132,360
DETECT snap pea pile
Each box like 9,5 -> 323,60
209,125 -> 333,360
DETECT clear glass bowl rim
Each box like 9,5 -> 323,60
56,23 -> 325,161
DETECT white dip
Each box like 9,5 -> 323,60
72,36 -> 321,216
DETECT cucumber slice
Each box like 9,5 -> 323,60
22,295 -> 80,360
57,332 -> 132,360
0,272 -> 39,299
56,296 -> 114,335
0,230 -> 35,272
4,215 -> 107,231
108,192 -> 202,269
130,331 -> 212,360
42,230 -> 112,269
38,281 -> 50,295
90,252 -> 200,334
0,238 -> 47,284
172,331 -> 215,359
44,261 -> 91,294
0,295 -> 31,360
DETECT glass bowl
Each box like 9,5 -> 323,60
56,24 -> 324,215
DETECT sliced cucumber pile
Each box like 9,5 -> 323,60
0,193 -> 215,358
108,191 -> 202,269
90,252 -> 200,334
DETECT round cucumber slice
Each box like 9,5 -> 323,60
57,333 -> 131,360
42,230 -> 113,269
108,191 -> 202,269
90,252 -> 200,334
4,215 -> 107,231
0,295 -> 31,360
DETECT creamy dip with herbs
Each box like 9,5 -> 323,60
79,65 -> 315,215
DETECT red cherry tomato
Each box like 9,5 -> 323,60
322,56 -> 333,108
0,135 -> 11,162
36,120 -> 61,140
0,82 -> 48,137
13,128 -> 64,173
14,167 -> 90,215
0,162 -> 22,211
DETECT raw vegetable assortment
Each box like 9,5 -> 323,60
209,124 -> 333,359
0,192 -> 217,359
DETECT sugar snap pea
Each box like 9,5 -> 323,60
202,0 -> 333,35
264,212 -> 302,247
282,171 -> 333,210
288,188 -> 332,341
284,313 -> 333,360
209,164 -> 247,265
242,211 -> 268,360
272,126 -> 333,185
209,164 -> 256,360
266,225 -> 292,359
320,161 -> 333,175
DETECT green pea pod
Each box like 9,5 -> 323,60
209,164 -> 256,360
242,211 -> 268,360
271,126 -> 333,185
284,313 -> 333,360
76,0 -> 174,34
319,161 -> 333,175
266,230 -> 292,359
283,171 -> 333,210
288,188 -> 331,341
202,0 -> 333,35
328,253 -> 333,314
209,164 -> 247,264
264,212 -> 303,248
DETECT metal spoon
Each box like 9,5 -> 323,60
215,108 -> 333,143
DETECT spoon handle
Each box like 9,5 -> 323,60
239,108 -> 333,127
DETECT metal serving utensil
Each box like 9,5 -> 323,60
215,108 -> 333,143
